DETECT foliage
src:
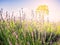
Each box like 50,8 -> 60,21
0,21 -> 60,45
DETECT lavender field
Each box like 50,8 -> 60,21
0,0 -> 60,45
0,7 -> 60,45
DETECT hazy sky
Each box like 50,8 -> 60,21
0,0 -> 59,8
0,0 -> 60,22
